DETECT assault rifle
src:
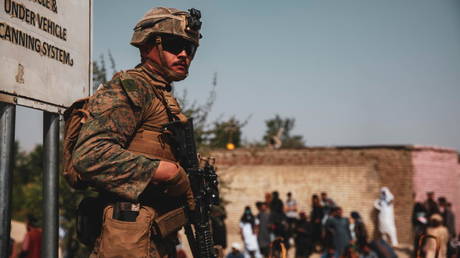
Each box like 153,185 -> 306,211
164,119 -> 220,258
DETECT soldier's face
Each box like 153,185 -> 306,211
144,36 -> 194,78
162,47 -> 190,76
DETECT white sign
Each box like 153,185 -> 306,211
0,0 -> 91,112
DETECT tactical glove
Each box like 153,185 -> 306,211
164,166 -> 196,211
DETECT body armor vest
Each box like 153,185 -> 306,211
123,68 -> 188,163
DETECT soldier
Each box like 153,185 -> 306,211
72,7 -> 203,257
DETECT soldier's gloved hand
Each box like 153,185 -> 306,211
155,163 -> 196,211
163,166 -> 189,196
167,167 -> 197,211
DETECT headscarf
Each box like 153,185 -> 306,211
380,187 -> 394,203
240,206 -> 255,227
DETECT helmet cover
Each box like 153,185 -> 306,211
131,7 -> 202,47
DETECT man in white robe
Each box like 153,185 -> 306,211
374,187 -> 399,247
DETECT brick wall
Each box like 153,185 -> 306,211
411,146 -> 460,233
211,146 -> 455,246
218,165 -> 381,249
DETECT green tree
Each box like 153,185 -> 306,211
11,142 -> 44,223
208,116 -> 248,149
263,115 -> 305,149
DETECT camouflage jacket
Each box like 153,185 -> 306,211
72,62 -> 175,202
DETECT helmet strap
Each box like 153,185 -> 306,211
154,36 -> 187,82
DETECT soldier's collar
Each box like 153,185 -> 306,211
138,60 -> 171,89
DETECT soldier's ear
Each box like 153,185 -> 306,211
140,44 -> 151,59
139,39 -> 158,59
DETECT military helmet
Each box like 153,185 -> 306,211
131,7 -> 202,47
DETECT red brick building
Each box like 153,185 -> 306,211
211,145 -> 460,245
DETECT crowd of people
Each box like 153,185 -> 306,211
412,191 -> 458,258
232,190 -> 459,258
234,191 -> 376,258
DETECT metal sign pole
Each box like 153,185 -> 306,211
0,103 -> 16,258
42,112 -> 59,258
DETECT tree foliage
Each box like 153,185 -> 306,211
12,142 -> 43,223
263,114 -> 305,149
208,116 -> 249,149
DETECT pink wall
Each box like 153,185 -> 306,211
412,146 -> 460,235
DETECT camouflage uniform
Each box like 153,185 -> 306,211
73,62 -> 171,202
72,7 -> 203,257
75,62 -> 187,257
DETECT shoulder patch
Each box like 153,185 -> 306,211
118,71 -> 144,108
121,78 -> 137,92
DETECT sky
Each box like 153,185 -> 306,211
15,0 -> 460,152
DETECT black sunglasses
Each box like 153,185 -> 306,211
161,36 -> 197,57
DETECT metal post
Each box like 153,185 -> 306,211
43,112 -> 59,258
0,103 -> 15,258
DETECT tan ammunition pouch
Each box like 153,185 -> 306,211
96,204 -> 187,257
98,205 -> 155,257
152,207 -> 188,237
